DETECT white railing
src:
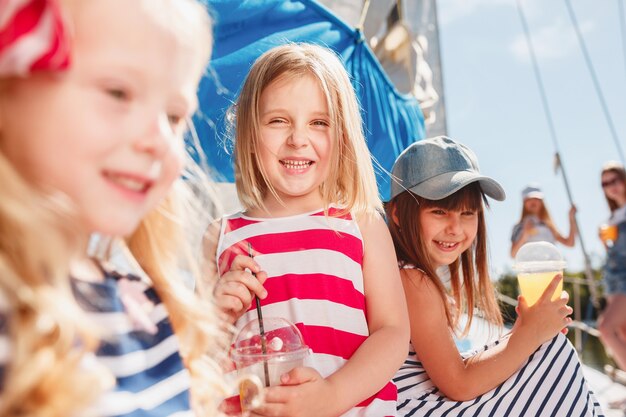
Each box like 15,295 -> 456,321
497,276 -> 602,354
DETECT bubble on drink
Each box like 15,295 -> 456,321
513,241 -> 567,306
268,336 -> 283,351
231,317 -> 310,410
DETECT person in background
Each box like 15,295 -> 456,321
598,161 -> 626,385
206,43 -> 409,416
387,136 -> 603,416
0,0 -> 227,415
510,184 -> 577,257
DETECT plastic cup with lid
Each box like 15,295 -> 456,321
599,223 -> 618,247
230,317 -> 310,411
513,241 -> 567,306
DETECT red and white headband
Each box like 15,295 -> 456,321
0,0 -> 70,77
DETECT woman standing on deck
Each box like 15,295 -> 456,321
510,184 -> 577,257
598,161 -> 626,377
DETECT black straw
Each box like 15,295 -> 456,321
248,242 -> 270,387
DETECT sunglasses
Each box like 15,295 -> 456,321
601,177 -> 621,188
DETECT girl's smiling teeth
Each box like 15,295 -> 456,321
104,171 -> 152,193
436,240 -> 459,250
280,159 -> 313,170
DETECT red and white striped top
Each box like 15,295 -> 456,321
217,207 -> 398,417
0,0 -> 70,76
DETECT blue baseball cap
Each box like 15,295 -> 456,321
389,136 -> 506,201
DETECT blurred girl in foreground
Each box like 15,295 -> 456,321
0,0 -> 226,415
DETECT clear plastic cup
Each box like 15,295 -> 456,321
599,223 -> 618,247
231,317 -> 309,411
513,241 -> 566,306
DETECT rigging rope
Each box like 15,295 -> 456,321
564,0 -> 626,165
515,0 -> 600,308
618,0 -> 626,90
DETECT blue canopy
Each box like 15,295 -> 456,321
197,0 -> 425,200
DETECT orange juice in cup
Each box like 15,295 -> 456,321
513,242 -> 567,306
599,224 -> 618,247
517,271 -> 563,306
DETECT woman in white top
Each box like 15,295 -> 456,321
510,184 -> 577,257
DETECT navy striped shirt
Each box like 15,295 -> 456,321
0,270 -> 193,417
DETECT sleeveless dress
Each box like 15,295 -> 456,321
511,215 -> 556,245
0,268 -> 194,417
393,267 -> 604,417
216,208 -> 398,417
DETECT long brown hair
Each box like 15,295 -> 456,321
386,182 -> 503,336
601,161 -> 626,212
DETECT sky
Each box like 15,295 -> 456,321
435,0 -> 626,276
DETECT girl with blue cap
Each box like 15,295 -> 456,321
386,136 -> 604,416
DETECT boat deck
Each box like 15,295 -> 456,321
584,366 -> 626,416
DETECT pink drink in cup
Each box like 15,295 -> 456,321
231,317 -> 310,411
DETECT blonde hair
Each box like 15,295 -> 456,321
0,0 -> 227,415
0,152 -> 113,416
126,166 -> 228,414
386,183 -> 503,336
601,161 -> 626,212
233,43 -> 382,218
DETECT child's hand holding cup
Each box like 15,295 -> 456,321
513,241 -> 567,306
230,317 -> 310,413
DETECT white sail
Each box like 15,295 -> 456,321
318,0 -> 447,136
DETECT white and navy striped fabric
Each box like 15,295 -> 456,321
217,208 -> 398,417
0,270 -> 193,417
394,334 -> 604,416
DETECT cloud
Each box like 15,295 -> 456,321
510,17 -> 595,62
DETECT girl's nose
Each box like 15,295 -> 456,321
287,124 -> 309,148
134,113 -> 175,158
445,215 -> 462,235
